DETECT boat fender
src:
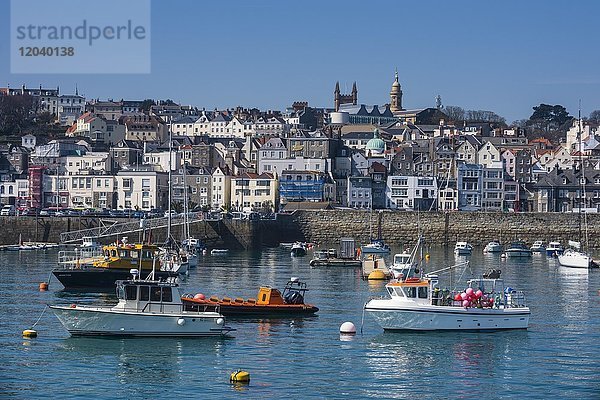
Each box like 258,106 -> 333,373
177,318 -> 186,326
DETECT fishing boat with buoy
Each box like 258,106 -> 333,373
50,269 -> 234,337
182,277 -> 319,316
364,265 -> 530,331
52,237 -> 178,289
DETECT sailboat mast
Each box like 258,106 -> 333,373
578,106 -> 583,244
167,130 -> 172,243
183,162 -> 189,239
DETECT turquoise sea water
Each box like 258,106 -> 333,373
1,246 -> 599,399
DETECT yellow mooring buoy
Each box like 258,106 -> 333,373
368,269 -> 387,280
230,370 -> 250,384
22,329 -> 37,338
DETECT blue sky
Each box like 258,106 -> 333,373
2,0 -> 600,123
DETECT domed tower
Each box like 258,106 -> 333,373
366,128 -> 385,155
390,69 -> 403,113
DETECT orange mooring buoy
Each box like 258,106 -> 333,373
39,282 -> 48,291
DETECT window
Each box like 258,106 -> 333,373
162,287 -> 172,302
142,179 -> 150,189
418,287 -> 428,299
151,287 -> 161,301
125,285 -> 137,300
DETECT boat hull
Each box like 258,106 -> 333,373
361,248 -> 390,255
183,301 -> 319,317
309,258 -> 361,268
52,268 -> 178,289
50,306 -> 231,337
365,302 -> 529,331
505,250 -> 532,257
557,251 -> 592,269
484,245 -> 502,253
290,248 -> 307,257
454,249 -> 472,255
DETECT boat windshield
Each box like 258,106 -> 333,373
393,254 -> 411,265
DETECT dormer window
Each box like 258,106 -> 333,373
580,177 -> 586,184
562,178 -> 567,184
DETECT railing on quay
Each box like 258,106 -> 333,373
60,212 -> 204,244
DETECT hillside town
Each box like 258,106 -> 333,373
0,74 -> 597,217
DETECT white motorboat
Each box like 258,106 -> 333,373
454,241 -> 473,255
483,241 -> 503,253
50,273 -> 234,337
290,242 -> 307,257
210,248 -> 229,255
546,241 -> 564,257
390,236 -> 424,279
504,241 -> 533,258
361,239 -> 391,255
530,240 -> 546,253
390,250 -> 413,279
364,268 -> 530,331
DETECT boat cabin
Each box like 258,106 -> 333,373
386,278 -> 431,305
94,240 -> 158,270
114,279 -> 183,313
256,287 -> 285,305
256,278 -> 308,305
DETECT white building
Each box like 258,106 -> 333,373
481,162 -> 505,211
211,166 -> 231,210
386,175 -> 438,211
115,169 -> 168,210
477,141 -> 501,168
57,94 -> 85,125
63,152 -> 112,175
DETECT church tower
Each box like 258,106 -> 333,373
390,69 -> 403,113
334,81 -> 358,111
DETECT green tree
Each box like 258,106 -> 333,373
0,94 -> 36,134
527,104 -> 572,132
442,105 -> 465,122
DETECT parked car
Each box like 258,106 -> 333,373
0,205 -> 16,216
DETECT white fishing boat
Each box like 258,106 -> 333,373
290,242 -> 307,257
390,236 -> 424,279
504,241 -> 533,258
483,241 -> 503,253
364,267 -> 530,331
530,240 -> 546,253
546,241 -> 564,257
50,270 -> 234,337
454,241 -> 473,255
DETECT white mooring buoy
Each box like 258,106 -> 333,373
339,321 -> 356,335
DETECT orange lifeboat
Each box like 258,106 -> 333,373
182,278 -> 318,316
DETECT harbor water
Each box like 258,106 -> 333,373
1,245 -> 599,399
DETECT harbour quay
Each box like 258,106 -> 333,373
2,210 -> 600,249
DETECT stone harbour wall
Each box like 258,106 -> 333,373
1,211 -> 599,249
272,210 -> 600,249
